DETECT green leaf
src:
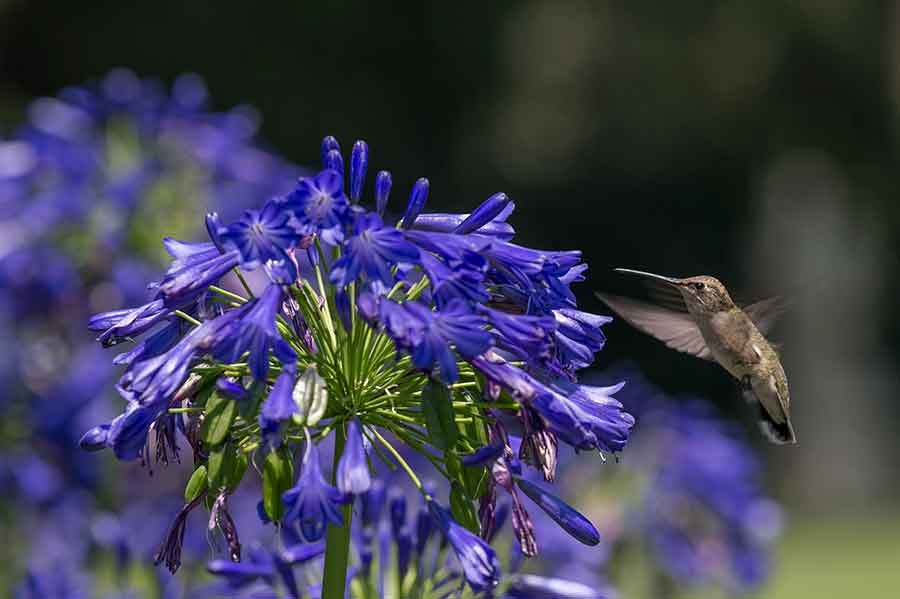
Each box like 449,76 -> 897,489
450,481 -> 480,533
421,380 -> 457,451
207,444 -> 233,490
262,447 -> 295,522
200,392 -> 237,447
184,465 -> 208,503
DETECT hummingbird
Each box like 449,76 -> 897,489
597,268 -> 796,444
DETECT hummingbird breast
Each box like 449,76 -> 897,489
696,309 -> 769,380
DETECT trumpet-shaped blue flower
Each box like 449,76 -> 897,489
336,418 -> 371,495
258,363 -> 298,436
282,442 -> 349,542
428,499 -> 500,592
329,213 -> 420,289
282,169 -> 348,245
88,299 -> 169,347
553,308 -> 611,372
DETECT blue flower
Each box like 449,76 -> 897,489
472,357 -> 634,453
514,477 -> 600,546
411,196 -> 515,240
88,299 -> 169,347
258,363 -> 298,437
329,213 -> 420,289
380,299 -> 492,383
428,498 -> 500,592
530,382 -> 633,454
112,318 -> 182,366
217,198 -> 299,272
156,246 -> 241,308
418,251 -> 489,307
282,169 -> 348,245
213,282 -> 295,381
336,418 -> 371,495
282,442 -> 349,542
553,308 -> 611,372
479,306 -> 556,365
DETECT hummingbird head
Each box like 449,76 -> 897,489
614,269 -> 736,313
675,275 -> 734,313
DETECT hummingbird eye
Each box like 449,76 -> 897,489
692,282 -> 705,291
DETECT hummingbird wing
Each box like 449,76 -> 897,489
596,293 -> 712,360
743,296 -> 788,335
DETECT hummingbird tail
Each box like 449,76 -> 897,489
756,402 -> 797,445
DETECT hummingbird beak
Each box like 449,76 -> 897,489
613,268 -> 682,287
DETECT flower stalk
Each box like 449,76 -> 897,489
321,424 -> 353,599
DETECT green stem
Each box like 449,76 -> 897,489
321,425 -> 353,599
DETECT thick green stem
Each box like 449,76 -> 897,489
322,425 -> 352,599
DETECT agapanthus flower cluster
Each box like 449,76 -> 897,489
80,135 -> 634,594
0,69 -> 297,586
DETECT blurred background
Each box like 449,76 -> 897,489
1,0 -> 898,597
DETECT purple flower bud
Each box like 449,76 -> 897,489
349,140 -> 368,202
320,135 -> 341,167
280,541 -> 326,563
216,378 -> 247,401
415,508 -> 433,555
389,490 -> 407,538
361,479 -> 386,528
336,418 -> 371,495
453,192 -> 510,235
79,424 -> 110,451
461,439 -> 505,467
324,149 -> 343,174
505,574 -> 612,599
514,477 -> 600,546
399,177 -> 429,229
374,170 -> 392,216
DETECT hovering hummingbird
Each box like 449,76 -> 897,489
597,268 -> 796,445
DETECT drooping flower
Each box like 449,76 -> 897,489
282,442 -> 349,542
428,498 -> 500,592
282,169 -> 348,245
336,418 -> 372,495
